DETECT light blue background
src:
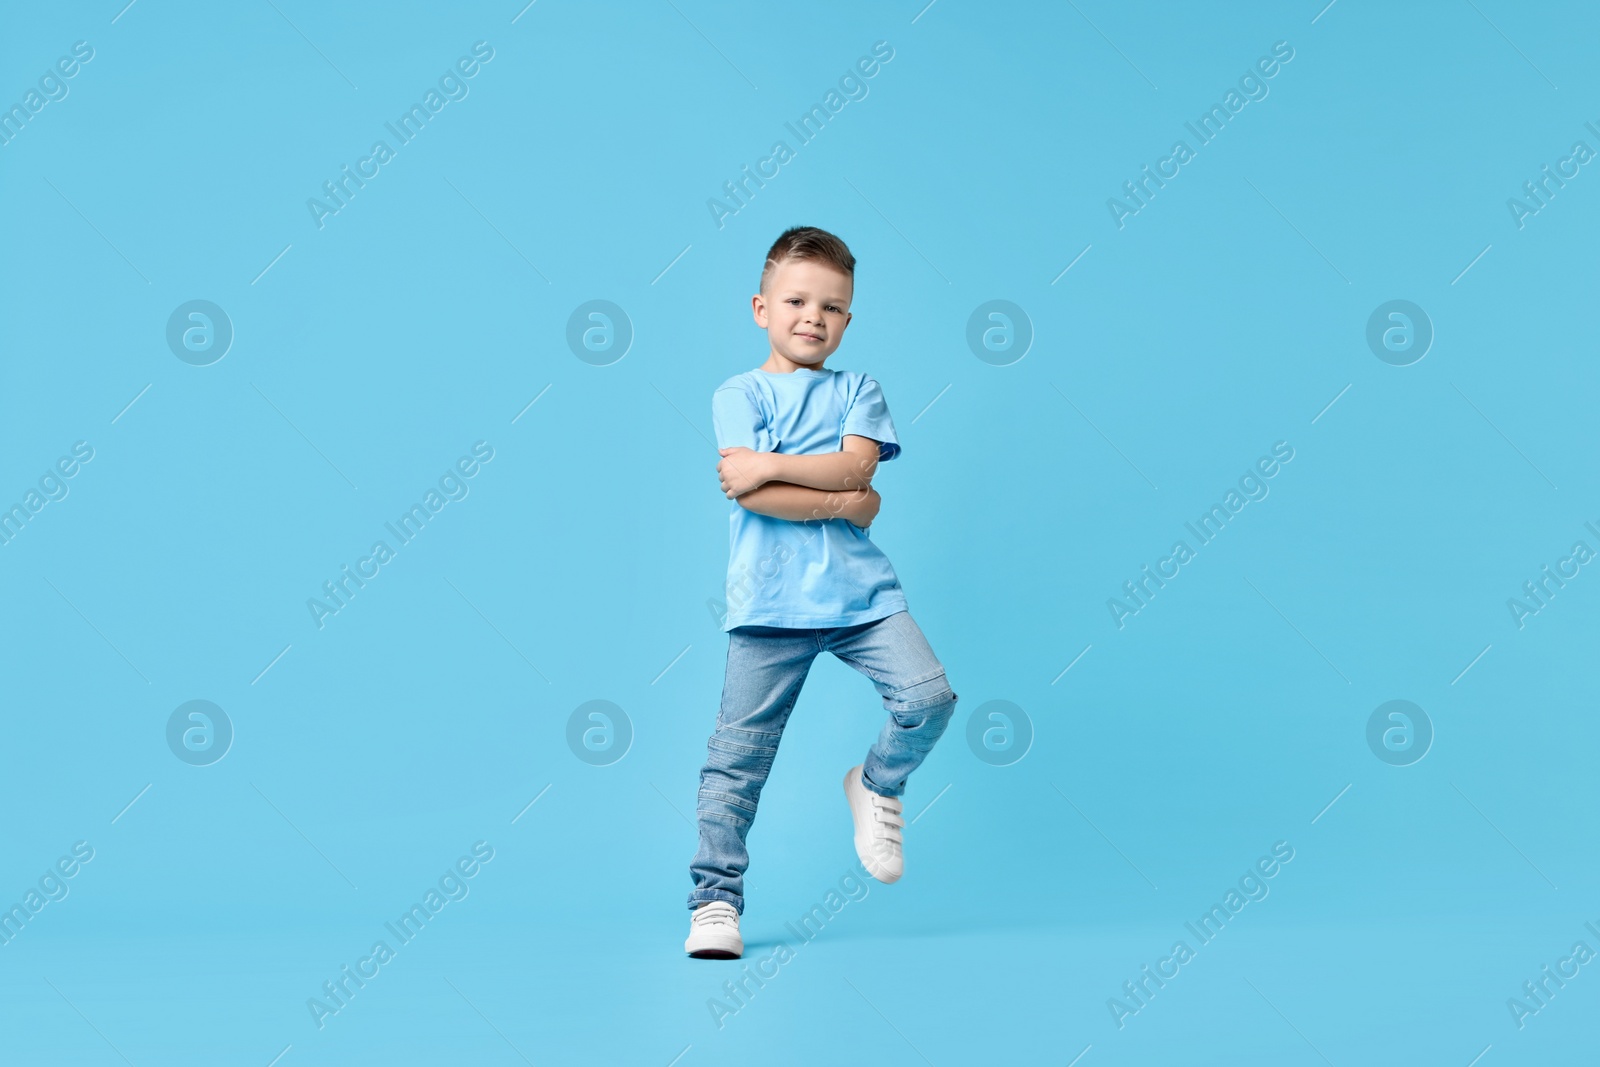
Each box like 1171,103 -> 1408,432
2,1 -> 1597,1064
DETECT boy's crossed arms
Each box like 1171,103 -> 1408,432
717,435 -> 882,529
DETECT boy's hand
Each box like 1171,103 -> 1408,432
717,447 -> 771,498
846,487 -> 882,529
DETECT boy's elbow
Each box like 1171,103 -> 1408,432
853,458 -> 878,490
840,437 -> 880,489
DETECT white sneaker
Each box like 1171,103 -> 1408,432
684,901 -> 743,959
843,764 -> 904,883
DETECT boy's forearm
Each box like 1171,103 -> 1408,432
761,450 -> 876,493
739,481 -> 880,527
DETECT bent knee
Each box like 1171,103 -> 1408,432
887,669 -> 957,720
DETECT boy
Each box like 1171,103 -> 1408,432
684,226 -> 959,960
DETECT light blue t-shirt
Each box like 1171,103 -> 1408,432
713,366 -> 909,632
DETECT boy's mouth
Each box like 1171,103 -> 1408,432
796,332 -> 824,342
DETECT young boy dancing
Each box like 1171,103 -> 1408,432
684,226 -> 959,959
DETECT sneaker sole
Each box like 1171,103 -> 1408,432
685,928 -> 744,959
687,947 -> 742,960
860,853 -> 902,884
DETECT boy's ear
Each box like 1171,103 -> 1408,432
751,293 -> 768,327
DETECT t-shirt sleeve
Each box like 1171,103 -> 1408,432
840,374 -> 901,461
712,384 -> 777,453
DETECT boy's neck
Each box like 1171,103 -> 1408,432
759,351 -> 828,374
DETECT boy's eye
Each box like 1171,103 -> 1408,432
825,305 -> 841,313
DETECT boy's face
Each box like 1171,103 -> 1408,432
752,257 -> 853,371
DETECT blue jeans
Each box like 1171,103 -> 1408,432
687,609 -> 958,914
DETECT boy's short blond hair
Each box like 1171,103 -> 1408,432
760,226 -> 855,294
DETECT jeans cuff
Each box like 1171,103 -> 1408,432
688,889 -> 744,915
860,768 -> 902,799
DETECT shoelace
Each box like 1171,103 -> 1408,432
693,902 -> 738,929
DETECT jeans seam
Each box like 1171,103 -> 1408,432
707,736 -> 777,755
831,648 -> 885,686
893,688 -> 957,713
886,667 -> 953,710
695,808 -> 749,824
